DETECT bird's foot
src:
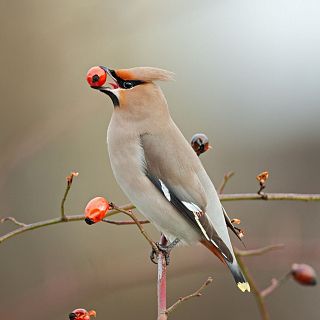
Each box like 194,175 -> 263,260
150,238 -> 180,265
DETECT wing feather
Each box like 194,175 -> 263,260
147,174 -> 233,262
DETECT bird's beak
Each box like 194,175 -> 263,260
93,66 -> 120,92
92,66 -> 120,107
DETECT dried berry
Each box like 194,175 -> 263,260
256,171 -> 269,184
291,263 -> 317,286
190,133 -> 211,156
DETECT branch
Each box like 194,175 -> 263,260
1,192 -> 319,244
158,235 -> 168,320
260,273 -> 291,298
165,277 -> 213,315
109,203 -> 159,254
0,217 -> 27,227
219,171 -> 235,194
61,172 -> 78,220
219,193 -> 320,202
2,170 -> 318,320
0,203 -> 135,244
236,253 -> 270,320
235,244 -> 284,257
102,219 -> 149,225
235,244 -> 284,320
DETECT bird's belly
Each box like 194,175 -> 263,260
109,155 -> 200,245
107,125 -> 200,245
129,189 -> 200,245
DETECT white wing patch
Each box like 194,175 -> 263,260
182,201 -> 210,241
159,179 -> 171,201
182,200 -> 229,260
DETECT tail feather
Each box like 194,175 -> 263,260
226,260 -> 251,293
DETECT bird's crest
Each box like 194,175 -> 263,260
116,67 -> 175,82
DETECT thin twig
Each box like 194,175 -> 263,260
260,273 -> 291,298
61,172 -> 78,220
0,203 -> 135,244
219,193 -> 320,202
235,244 -> 284,257
236,253 -> 270,320
165,277 -> 213,315
234,244 -> 284,320
109,204 -> 159,254
219,171 -> 235,194
0,217 -> 27,227
102,219 -> 150,225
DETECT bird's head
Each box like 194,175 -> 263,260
88,66 -> 174,113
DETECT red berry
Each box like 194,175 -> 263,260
84,197 -> 109,224
291,263 -> 317,286
69,308 -> 96,320
69,308 -> 93,320
86,66 -> 107,87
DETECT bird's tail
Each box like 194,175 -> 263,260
226,260 -> 250,293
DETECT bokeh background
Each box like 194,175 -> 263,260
0,0 -> 319,319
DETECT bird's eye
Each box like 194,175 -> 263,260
123,81 -> 133,89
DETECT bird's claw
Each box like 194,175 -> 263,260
150,247 -> 158,264
150,242 -> 171,265
149,238 -> 180,266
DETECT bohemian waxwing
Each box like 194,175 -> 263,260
89,66 -> 250,292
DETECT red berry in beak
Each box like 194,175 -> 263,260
69,308 -> 96,320
86,66 -> 107,87
291,263 -> 317,286
84,197 -> 110,224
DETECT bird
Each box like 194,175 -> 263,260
89,66 -> 250,292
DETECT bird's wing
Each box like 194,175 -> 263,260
146,173 -> 233,262
141,129 -> 233,262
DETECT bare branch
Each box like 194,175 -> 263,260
165,277 -> 213,315
220,193 -> 320,202
102,219 -> 150,225
260,273 -> 291,298
61,171 -> 78,220
158,235 -> 168,320
0,217 -> 27,227
235,254 -> 270,320
0,204 -> 134,245
235,244 -> 284,257
109,203 -> 159,254
219,171 -> 235,194
235,244 -> 284,320
1,192 -> 319,245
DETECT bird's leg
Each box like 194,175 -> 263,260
150,238 -> 180,265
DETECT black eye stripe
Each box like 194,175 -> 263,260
110,70 -> 145,89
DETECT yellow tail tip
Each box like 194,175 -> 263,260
237,282 -> 251,292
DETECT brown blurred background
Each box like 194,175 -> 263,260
0,0 -> 319,319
